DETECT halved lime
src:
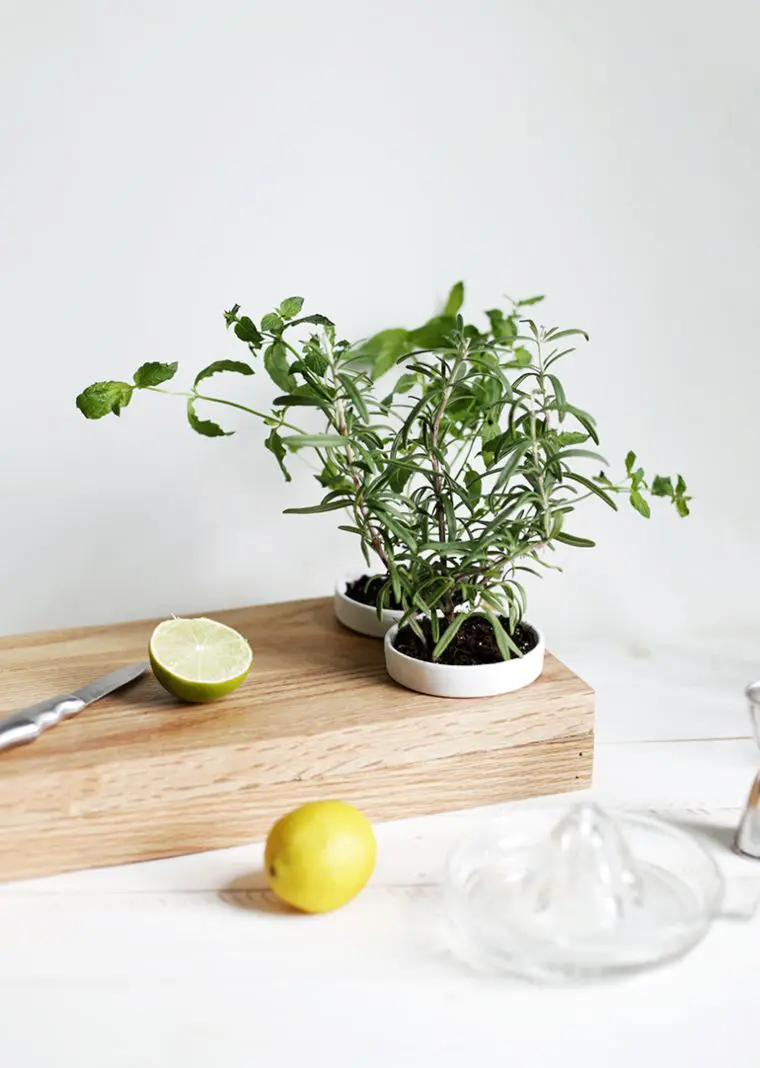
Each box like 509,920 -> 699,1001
149,617 -> 253,703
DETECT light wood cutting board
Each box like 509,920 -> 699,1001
0,597 -> 594,882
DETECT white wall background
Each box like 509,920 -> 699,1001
1,0 -> 758,645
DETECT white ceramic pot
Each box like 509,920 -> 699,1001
333,573 -> 404,638
384,622 -> 545,698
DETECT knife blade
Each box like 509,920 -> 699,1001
0,661 -> 149,753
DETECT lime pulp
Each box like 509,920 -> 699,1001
149,616 -> 253,703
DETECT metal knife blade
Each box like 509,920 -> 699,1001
73,662 -> 150,705
0,661 -> 149,753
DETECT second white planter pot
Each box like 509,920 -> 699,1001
384,622 -> 545,698
333,574 -> 403,638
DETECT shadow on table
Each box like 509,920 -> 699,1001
668,816 -> 736,853
218,872 -> 296,916
663,815 -> 760,920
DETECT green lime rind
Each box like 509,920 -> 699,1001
149,651 -> 251,703
149,616 -> 253,704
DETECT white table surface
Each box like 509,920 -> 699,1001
2,631 -> 759,1068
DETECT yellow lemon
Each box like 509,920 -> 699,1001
265,800 -> 377,913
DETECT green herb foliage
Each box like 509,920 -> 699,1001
76,284 -> 690,659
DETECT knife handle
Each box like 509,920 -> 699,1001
0,696 -> 86,752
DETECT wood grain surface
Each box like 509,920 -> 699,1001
0,597 -> 594,881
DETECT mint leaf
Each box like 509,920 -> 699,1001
315,459 -> 346,489
264,428 -> 291,482
76,381 -> 133,419
303,349 -> 329,376
186,398 -> 231,437
194,360 -> 254,389
133,361 -> 178,388
553,431 -> 588,447
480,415 -> 501,453
288,313 -> 334,329
486,308 -> 517,341
517,295 -> 545,306
264,342 -> 295,392
234,317 -> 263,345
223,304 -> 241,328
278,296 -> 304,320
407,316 -> 455,349
442,281 -> 464,317
625,450 -> 636,474
393,373 -> 418,395
387,461 -> 412,494
651,475 -> 674,498
352,328 -> 412,380
630,490 -> 651,518
261,312 -> 285,334
464,467 -> 482,500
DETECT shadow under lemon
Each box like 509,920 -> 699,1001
219,800 -> 377,916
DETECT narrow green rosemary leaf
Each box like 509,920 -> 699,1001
432,612 -> 468,659
283,500 -> 351,514
555,531 -> 596,547
282,433 -> 347,449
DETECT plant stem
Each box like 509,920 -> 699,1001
195,393 -> 279,423
148,387 -> 305,434
429,340 -> 467,620
451,430 -> 480,486
527,333 -> 553,540
321,331 -> 389,570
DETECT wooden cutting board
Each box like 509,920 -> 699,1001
0,597 -> 594,883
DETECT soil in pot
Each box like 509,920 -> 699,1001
345,577 -> 466,614
394,615 -> 538,667
344,575 -> 403,611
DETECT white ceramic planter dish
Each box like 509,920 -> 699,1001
384,622 -> 545,698
333,573 -> 403,638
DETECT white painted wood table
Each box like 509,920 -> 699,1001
1,631 -> 758,1068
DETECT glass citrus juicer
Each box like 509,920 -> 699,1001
445,802 -> 728,982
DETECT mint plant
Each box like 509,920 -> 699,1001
77,296 -> 404,573
76,285 -> 689,661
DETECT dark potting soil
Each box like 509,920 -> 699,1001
344,576 -> 466,614
394,615 -> 538,667
344,574 -> 403,611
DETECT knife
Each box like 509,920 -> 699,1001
0,661 -> 149,752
